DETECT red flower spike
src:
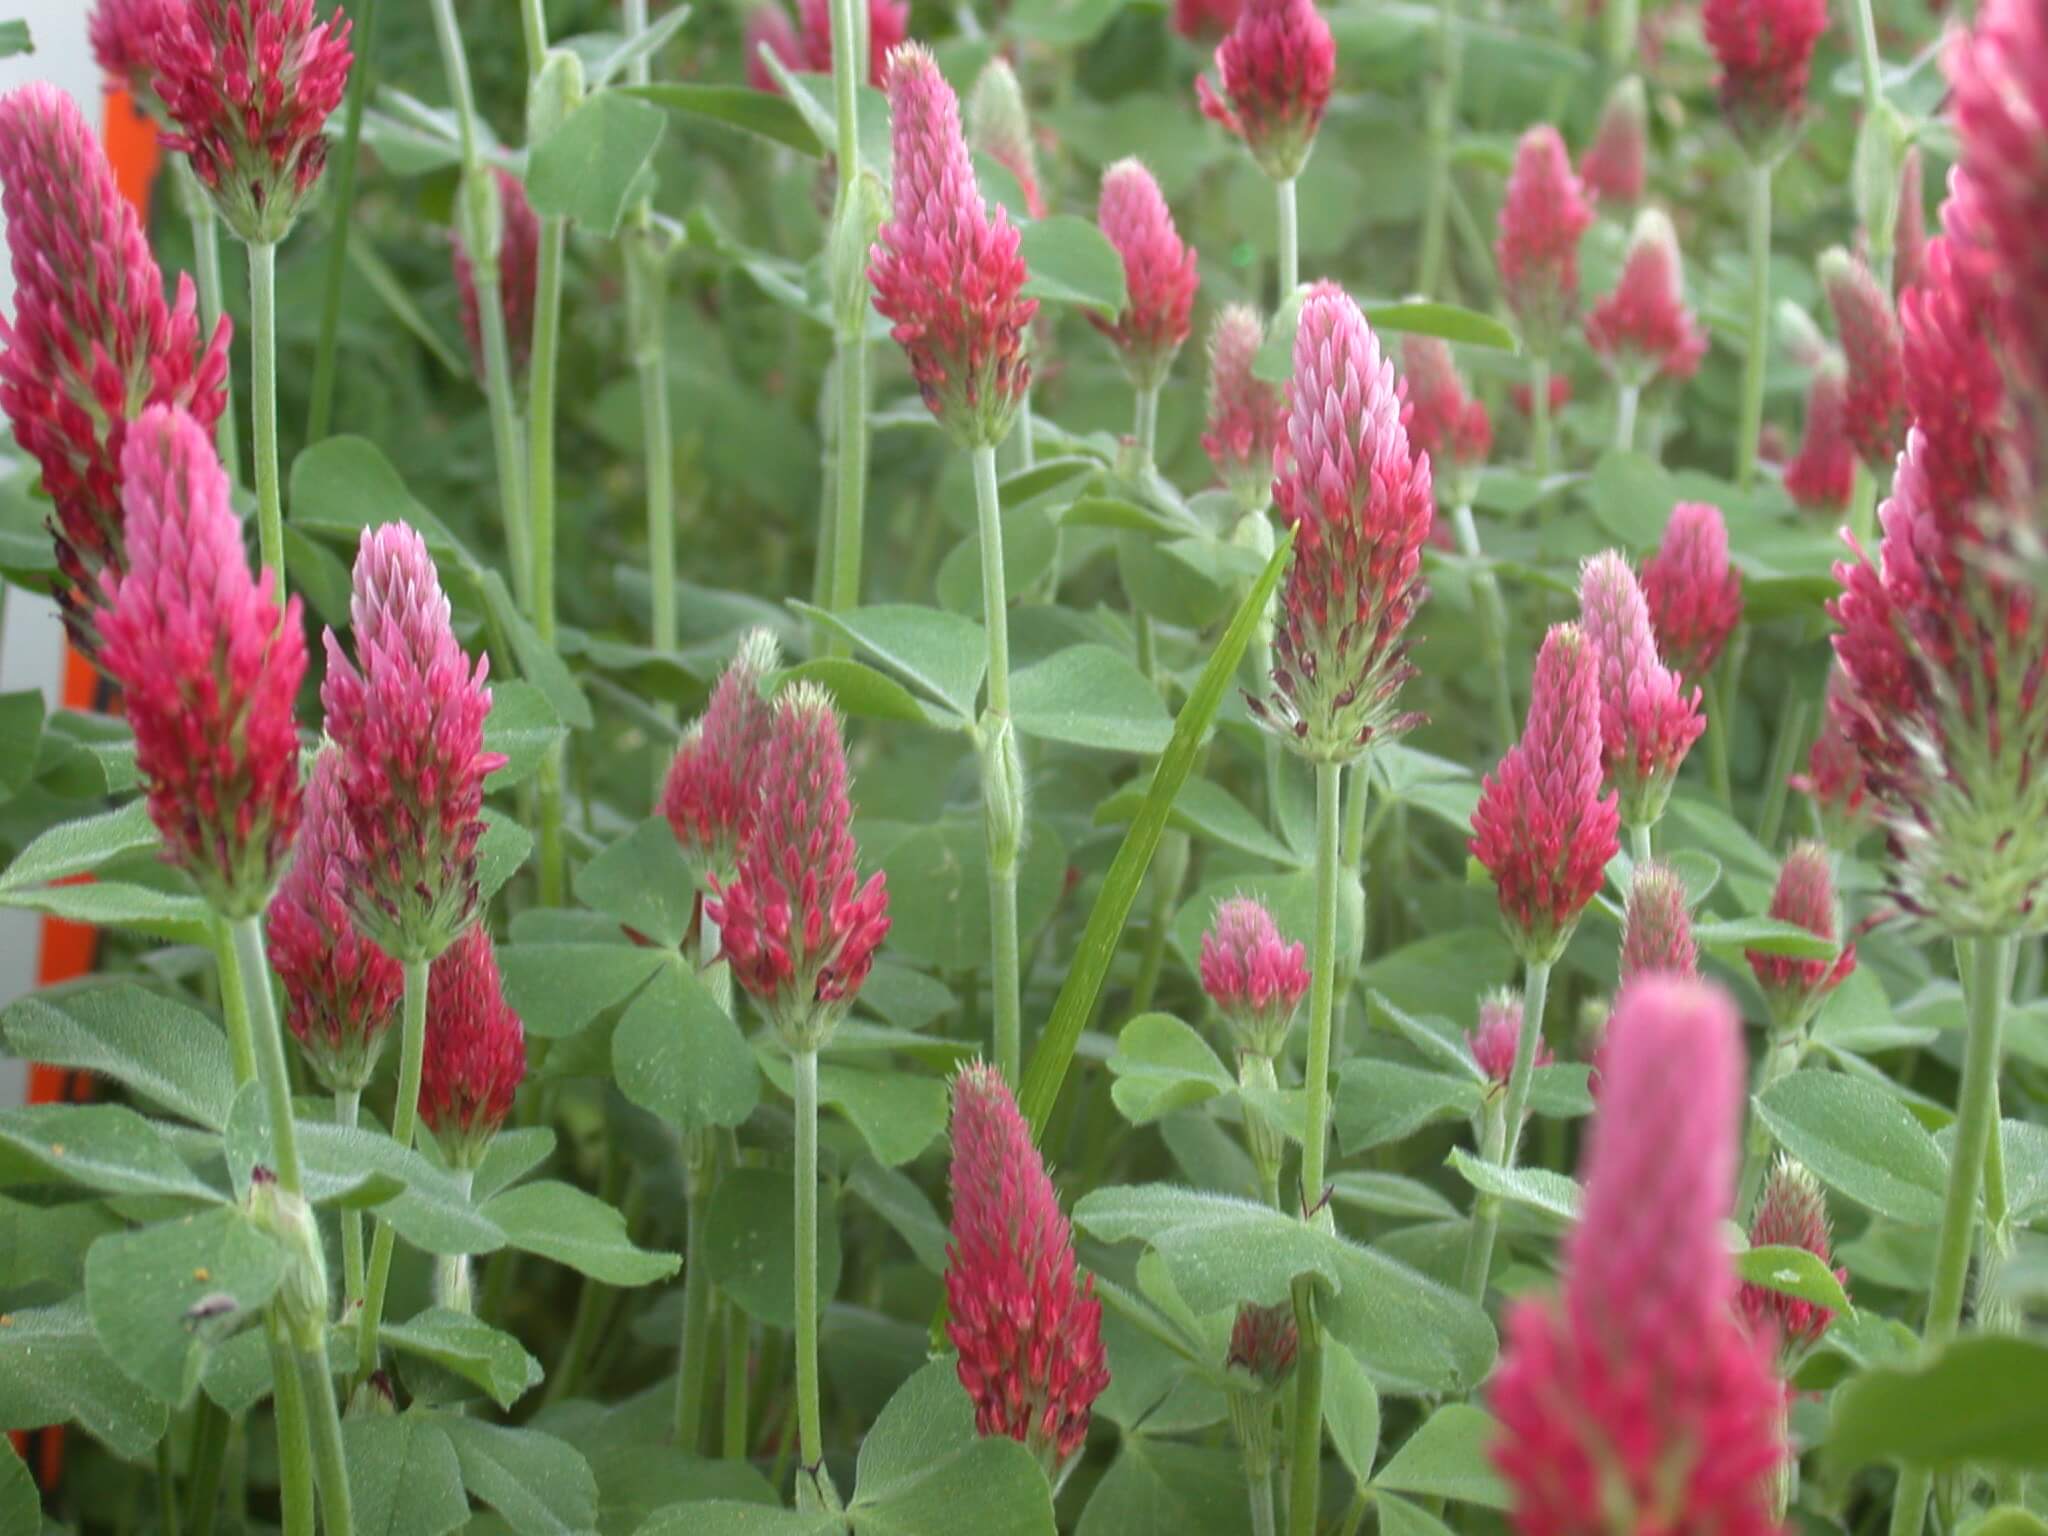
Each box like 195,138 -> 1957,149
1469,991 -> 1553,1087
90,0 -> 173,96
320,523 -> 505,964
1790,670 -> 1870,846
743,5 -> 802,91
1199,896 -> 1310,1057
1175,0 -> 1246,41
870,44 -> 1036,449
1784,358 -> 1855,512
796,0 -> 909,85
1892,145 -> 1926,296
1226,1301 -> 1299,1388
1091,159 -> 1199,392
1195,0 -> 1335,183
968,58 -> 1046,220
1642,500 -> 1743,685
1620,860 -> 1698,983
418,925 -> 527,1169
1494,126 -> 1594,360
1578,550 -> 1705,828
708,681 -> 890,1050
945,1063 -> 1109,1475
1578,75 -> 1647,207
1585,208 -> 1707,386
152,0 -> 354,245
1511,373 -> 1573,419
1739,1156 -> 1847,1360
99,406 -> 304,919
451,170 -> 539,384
662,628 -> 782,875
0,83 -> 231,658
1256,282 -> 1435,764
1203,304 -> 1283,511
1469,623 -> 1620,964
1401,335 -> 1492,491
1490,976 -> 1788,1536
267,749 -> 403,1094
1703,0 -> 1827,160
1747,842 -> 1855,1029
1820,247 -> 1905,470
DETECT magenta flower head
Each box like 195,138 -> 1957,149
870,44 -> 1036,450
98,406 -> 304,919
1579,75 -> 1647,207
1495,126 -> 1595,361
320,523 -> 505,964
1255,282 -> 1435,764
418,925 -> 527,1170
1784,357 -> 1855,512
152,0 -> 355,244
1747,842 -> 1855,1030
1896,237 -> 2012,537
1702,0 -> 1827,161
1199,896 -> 1311,1057
267,749 -> 403,1094
797,0 -> 909,84
1584,208 -> 1708,387
742,4 -> 802,91
90,0 -> 172,97
1791,670 -> 1870,848
1090,159 -> 1199,392
968,58 -> 1046,220
1490,976 -> 1787,1536
1470,623 -> 1621,964
1401,335 -> 1492,505
945,1062 -> 1109,1476
451,169 -> 539,385
1819,247 -> 1905,470
1468,991 -> 1554,1088
1176,0 -> 1246,41
708,681 -> 890,1051
1641,500 -> 1743,686
661,628 -> 782,875
1226,1300 -> 1299,1389
1195,0 -> 1336,184
1579,550 -> 1706,829
1739,1156 -> 1847,1361
0,83 -> 231,656
1203,305 -> 1283,512
1620,860 -> 1698,983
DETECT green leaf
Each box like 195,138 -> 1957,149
1334,1062 -> 1483,1153
0,689 -> 43,800
850,1359 -> 1056,1536
1962,1512 -> 2048,1536
1325,1341 -> 1384,1486
0,1298 -> 170,1458
636,1506 -> 842,1536
1754,1072 -> 1948,1226
1330,1171 -> 1460,1223
1093,776 -> 1300,867
1011,644 -> 1173,754
0,878 -> 211,937
624,82 -> 822,155
0,1428 -> 36,1533
0,1103 -> 221,1202
485,681 -> 568,790
377,1311 -> 543,1409
480,569 -> 597,730
789,603 -> 986,720
344,1414 -> 471,1536
759,1053 -> 946,1167
484,1180 -> 681,1285
1371,1404 -> 1509,1508
847,1158 -> 949,1272
0,21 -> 30,58
705,1166 -> 842,1330
1361,301 -> 1518,352
613,956 -> 761,1134
1694,916 -> 1840,962
588,1444 -> 779,1535
1009,0 -> 1128,45
0,797 -> 158,892
1445,1148 -> 1582,1225
574,818 -> 698,949
471,1126 -> 557,1203
778,658 -> 961,729
869,818 -> 1066,974
527,93 -> 669,237
587,6 -> 694,88
500,941 -> 669,1039
1074,1438 -> 1246,1536
290,436 -> 468,561
1828,1336 -> 2048,1472
295,1122 -> 505,1252
440,1417 -> 599,1536
0,984 -> 235,1129
1373,1495 -> 1459,1536
478,810 -> 534,908
1732,1244 -> 1853,1318
1107,1014 -> 1235,1125
1018,216 -> 1128,316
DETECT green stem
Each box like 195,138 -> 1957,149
1735,160 -> 1773,490
1285,1273 -> 1326,1536
185,1398 -> 230,1536
628,238 -> 676,675
829,0 -> 860,177
1247,1452 -> 1278,1536
158,1436 -> 181,1536
1629,821 -> 1653,867
306,0 -> 379,443
1450,504 -> 1515,752
229,917 -> 302,1194
268,1321 -> 315,1536
792,1048 -> 825,1473
1529,356 -> 1553,478
357,957 -> 430,1382
973,444 -> 1022,1085
520,0 -> 548,73
247,241 -> 285,598
827,329 -> 868,629
181,166 -> 240,481
433,1170 -> 476,1314
1275,178 -> 1299,303
1614,382 -> 1639,453
722,1299 -> 751,1459
335,1089 -> 366,1312
214,919 -> 257,1086
675,1135 -> 715,1452
1849,0 -> 1884,139
1708,667 -> 1735,808
1416,0 -> 1461,296
1739,1027 -> 1807,1214
1847,460 -> 1878,552
297,1344 -> 355,1536
1757,695 -> 1811,853
1459,959 -> 1551,1301
529,213 -> 568,909
1134,383 -> 1160,468
1130,831 -> 1188,1016
1340,760 -> 1369,873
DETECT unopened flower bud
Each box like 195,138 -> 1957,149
979,714 -> 1028,876
1851,99 -> 1911,275
1620,861 -> 1697,982
968,57 -> 1045,219
1204,305 -> 1282,513
1578,550 -> 1705,830
1747,842 -> 1854,1031
663,628 -> 783,874
1199,896 -> 1310,1058
1579,75 -> 1647,206
1819,247 -> 1905,470
1468,990 -> 1553,1089
1738,1155 -> 1846,1359
526,47 -> 587,147
832,169 -> 887,338
1496,126 -> 1594,360
1227,1300 -> 1299,1390
248,1166 -> 330,1349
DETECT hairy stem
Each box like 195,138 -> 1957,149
1613,382 -> 1639,454
1735,160 -> 1773,490
1450,504 -> 1515,752
530,213 -> 570,908
1529,356 -> 1553,478
306,0 -> 379,443
230,917 -> 302,1194
248,241 -> 285,598
723,1297 -> 751,1459
792,1048 -> 825,1472
335,1088 -> 366,1311
185,1397 -> 231,1536
1416,0 -> 1462,296
358,956 -> 431,1382
1275,178 -> 1299,302
676,1134 -> 716,1451
297,1341 -> 356,1536
180,165 -> 240,480
1459,959 -> 1551,1300
973,444 -> 1022,1084
268,1319 -> 315,1536
1134,382 -> 1160,468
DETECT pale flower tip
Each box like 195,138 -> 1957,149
662,630 -> 783,871
1585,205 -> 1708,385
1469,990 -> 1552,1086
1819,245 -> 1905,468
1579,74 -> 1648,205
1620,860 -> 1697,982
1401,334 -> 1492,479
1740,1154 -> 1846,1355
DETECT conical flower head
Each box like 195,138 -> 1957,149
1820,247 -> 1905,470
1641,500 -> 1743,685
662,628 -> 782,874
796,0 -> 909,84
1893,145 -> 1927,296
708,682 -> 890,1050
1203,304 -> 1282,511
1738,1156 -> 1846,1359
1490,976 -> 1787,1536
90,0 -> 173,97
1401,335 -> 1491,501
1199,896 -> 1311,1057
1195,0 -> 1336,183
968,58 -> 1045,219
743,4 -> 802,91
320,523 -> 505,963
1468,991 -> 1553,1087
451,169 -> 539,384
1256,282 -> 1436,764
1620,860 -> 1698,982
1784,357 -> 1854,512
1470,623 -> 1621,964
267,749 -> 402,1094
1495,126 -> 1595,360
1226,1300 -> 1298,1389
1896,237 -> 2012,539
1703,0 -> 1827,160
0,83 -> 231,657
418,925 -> 527,1170
153,0 -> 355,244
1584,208 -> 1707,386
870,44 -> 1036,450
1791,670 -> 1870,848
1579,550 -> 1706,828
99,406 -> 305,923
945,1063 -> 1109,1475
1090,159 -> 1199,392
1747,842 -> 1855,1028
1579,75 -> 1647,206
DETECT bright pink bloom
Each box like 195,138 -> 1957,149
1584,209 -> 1707,385
1747,842 -> 1855,1027
1203,305 -> 1282,510
1738,1157 -> 1847,1359
1255,283 -> 1435,763
708,682 -> 890,1047
1897,237 -> 2010,534
451,169 -> 539,384
1494,126 -> 1595,358
1620,860 -> 1697,982
662,628 -> 781,873
0,84 -> 230,656
1579,550 -> 1705,827
1511,373 -> 1573,419
1490,976 -> 1787,1536
1401,335 -> 1492,479
1199,896 -> 1310,1056
1469,991 -> 1553,1086
1195,0 -> 1336,183
1227,1300 -> 1298,1387
1578,76 -> 1646,206
1892,145 -> 1926,296
1784,359 -> 1854,511
1469,624 -> 1620,964
98,407 -> 304,919
945,1063 -> 1109,1474
1641,500 -> 1743,684
1790,670 -> 1869,844
795,0 -> 909,85
267,749 -> 403,1094
152,0 -> 354,244
870,44 -> 1036,449
1176,0 -> 1246,40
1091,159 -> 1199,390
1820,247 -> 1905,469
968,58 -> 1045,220
320,523 -> 505,963
418,925 -> 527,1168
1702,0 -> 1827,159
89,0 -> 172,95
743,5 -> 802,91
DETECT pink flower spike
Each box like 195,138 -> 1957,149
1621,860 -> 1698,983
1703,0 -> 1828,160
1203,305 -> 1282,511
1747,842 -> 1854,1028
707,681 -> 890,1049
797,0 -> 909,85
99,406 -> 305,919
1199,896 -> 1311,1057
945,1062 -> 1109,1475
1401,335 -> 1492,489
1490,975 -> 1787,1536
968,58 -> 1046,220
1897,236 -> 2010,536
0,83 -> 231,658
1195,0 -> 1335,183
1790,669 -> 1869,847
320,522 -> 505,963
1641,500 -> 1743,685
1468,991 -> 1553,1088
1494,126 -> 1595,359
1469,623 -> 1620,964
1091,159 -> 1199,391
869,44 -> 1036,449
1820,247 -> 1906,470
1578,75 -> 1647,206
1739,1156 -> 1847,1360
418,925 -> 527,1169
1226,1300 -> 1298,1388
1175,0 -> 1246,41
1584,208 -> 1708,386
451,170 -> 540,385
152,0 -> 355,245
89,0 -> 172,96
1784,358 -> 1855,512
1892,145 -> 1926,296
267,749 -> 403,1094
743,5 -> 802,91
1578,549 -> 1705,828
662,628 -> 782,874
